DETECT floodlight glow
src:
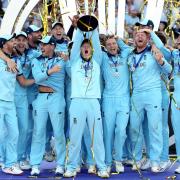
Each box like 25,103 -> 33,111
107,0 -> 115,34
0,0 -> 26,35
58,0 -> 77,33
145,0 -> 164,31
98,0 -> 106,34
117,0 -> 125,38
1,0 -> 165,37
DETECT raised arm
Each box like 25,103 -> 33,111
150,31 -> 171,61
117,38 -> 133,54
70,28 -> 84,62
153,47 -> 172,75
87,28 -> 102,65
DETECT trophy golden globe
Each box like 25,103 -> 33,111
75,0 -> 98,32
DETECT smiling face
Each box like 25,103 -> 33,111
105,37 -> 118,55
40,43 -> 55,57
175,35 -> 180,49
15,36 -> 27,54
134,31 -> 149,49
28,30 -> 42,45
80,42 -> 92,60
31,31 -> 42,42
51,25 -> 64,40
3,38 -> 16,53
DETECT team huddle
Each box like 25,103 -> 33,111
0,15 -> 179,179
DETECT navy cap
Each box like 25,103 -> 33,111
52,21 -> 64,29
160,21 -> 168,29
0,34 -> 16,48
39,35 -> 56,45
26,25 -> 44,34
135,19 -> 154,30
173,28 -> 180,39
15,31 -> 27,38
174,29 -> 180,35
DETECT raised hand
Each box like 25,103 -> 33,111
48,65 -> 61,75
7,59 -> 18,73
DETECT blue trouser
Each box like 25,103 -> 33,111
130,90 -> 163,165
171,92 -> 180,163
102,96 -> 129,166
67,98 -> 106,171
0,123 -> 7,162
76,123 -> 95,167
15,95 -> 29,161
26,89 -> 37,157
81,123 -> 95,166
0,100 -> 19,167
160,90 -> 170,161
123,121 -> 132,160
142,113 -> 150,158
65,93 -> 71,139
143,90 -> 169,161
30,93 -> 66,167
45,118 -> 53,153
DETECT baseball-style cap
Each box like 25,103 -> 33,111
160,21 -> 168,29
15,31 -> 27,38
0,34 -> 16,48
26,25 -> 44,34
173,28 -> 180,39
39,35 -> 56,45
135,19 -> 154,30
52,21 -> 64,29
174,28 -> 180,35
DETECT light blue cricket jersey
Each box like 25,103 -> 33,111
31,54 -> 66,95
150,31 -> 171,61
128,47 -> 172,94
14,53 -> 32,96
70,28 -> 102,99
0,57 -> 22,101
172,49 -> 180,93
26,47 -> 41,95
55,39 -> 68,53
161,70 -> 171,92
102,40 -> 132,98
149,31 -> 172,93
54,38 -> 71,97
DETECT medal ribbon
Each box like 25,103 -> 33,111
133,46 -> 148,69
83,61 -> 90,77
109,56 -> 118,72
